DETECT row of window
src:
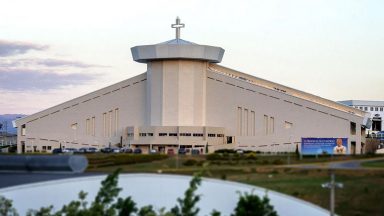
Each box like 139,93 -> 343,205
354,106 -> 384,112
103,108 -> 119,138
132,133 -> 224,137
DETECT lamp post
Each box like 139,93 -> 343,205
322,170 -> 343,216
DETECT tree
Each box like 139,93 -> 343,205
232,191 -> 278,216
0,195 -> 19,216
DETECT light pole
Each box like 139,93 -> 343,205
322,170 -> 343,216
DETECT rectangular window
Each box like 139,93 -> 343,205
103,113 -> 107,137
139,133 -> 147,137
169,133 -> 178,136
370,107 -> 374,111
380,107 -> 383,111
159,133 -> 167,136
193,133 -> 203,137
270,117 -> 274,134
21,124 -> 26,136
237,107 -> 242,135
47,146 -> 52,150
244,109 -> 248,136
86,118 -> 90,135
147,133 -> 153,136
284,121 -> 293,129
350,122 -> 356,135
114,108 -> 119,136
91,117 -> 95,136
264,115 -> 268,135
127,133 -> 134,137
364,107 -> 368,111
251,111 -> 255,136
375,107 -> 378,111
217,134 -> 224,137
42,146 -> 47,150
180,133 -> 191,136
208,133 -> 216,137
109,110 -> 113,137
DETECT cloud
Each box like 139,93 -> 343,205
0,68 -> 97,91
0,40 -> 48,57
0,58 -> 108,68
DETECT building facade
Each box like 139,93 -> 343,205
339,100 -> 384,133
15,20 -> 369,154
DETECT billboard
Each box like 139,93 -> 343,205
301,138 -> 348,155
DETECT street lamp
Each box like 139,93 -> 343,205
322,170 -> 343,216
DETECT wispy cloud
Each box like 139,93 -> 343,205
0,58 -> 108,68
0,68 -> 97,91
0,40 -> 48,57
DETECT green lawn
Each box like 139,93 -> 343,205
361,159 -> 384,168
86,154 -> 384,216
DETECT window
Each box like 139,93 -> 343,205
244,109 -> 248,136
127,133 -> 134,137
139,133 -> 147,137
193,133 -> 203,137
91,117 -> 95,136
114,108 -> 119,136
159,133 -> 167,136
217,134 -> 224,137
71,123 -> 78,130
86,118 -> 90,135
237,107 -> 242,135
147,133 -> 154,136
169,133 -> 178,136
108,110 -> 113,137
42,146 -> 47,150
380,107 -> 383,112
103,113 -> 107,137
21,124 -> 26,136
270,117 -> 274,134
284,121 -> 293,129
251,111 -> 255,136
264,115 -> 268,135
371,107 -> 374,111
359,107 -> 363,110
47,146 -> 52,150
350,122 -> 356,135
208,134 -> 216,137
364,107 -> 368,111
180,133 -> 191,136
375,107 -> 378,111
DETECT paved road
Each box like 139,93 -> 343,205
284,157 -> 384,170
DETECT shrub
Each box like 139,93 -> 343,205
183,159 -> 198,166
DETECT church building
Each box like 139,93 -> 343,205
15,18 -> 370,154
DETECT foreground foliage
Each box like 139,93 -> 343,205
0,170 -> 277,216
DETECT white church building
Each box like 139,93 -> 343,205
15,18 -> 369,154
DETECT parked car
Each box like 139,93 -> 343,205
101,147 -> 113,153
167,149 -> 175,155
149,149 -> 158,154
133,148 -> 142,154
78,147 -> 99,153
62,148 -> 77,154
51,148 -> 62,154
87,147 -> 98,153
111,147 -> 121,153
178,148 -> 187,155
191,149 -> 200,155
121,147 -> 133,153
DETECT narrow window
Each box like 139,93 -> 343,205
91,117 -> 95,136
237,107 -> 242,135
251,111 -> 255,136
103,113 -> 107,137
115,108 -> 119,136
109,110 -> 113,137
86,118 -> 90,135
244,109 -> 248,136
21,124 -> 26,136
270,117 -> 274,134
264,115 -> 268,135
350,122 -> 356,135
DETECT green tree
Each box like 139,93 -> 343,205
232,191 -> 277,216
0,195 -> 19,216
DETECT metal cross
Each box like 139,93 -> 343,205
171,16 -> 185,40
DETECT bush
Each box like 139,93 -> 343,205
183,159 -> 198,166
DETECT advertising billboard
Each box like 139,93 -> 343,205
301,138 -> 348,155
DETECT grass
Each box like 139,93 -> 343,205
85,153 -> 384,216
361,159 -> 384,168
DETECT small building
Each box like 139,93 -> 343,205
15,18 -> 369,154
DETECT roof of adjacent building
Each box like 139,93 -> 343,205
338,100 -> 384,107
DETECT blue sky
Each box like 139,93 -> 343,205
0,0 -> 383,114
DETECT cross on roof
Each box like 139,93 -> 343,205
171,16 -> 185,40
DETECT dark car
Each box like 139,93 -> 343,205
191,149 -> 200,155
178,148 -> 187,155
133,148 -> 142,154
52,148 -> 62,154
101,147 -> 113,153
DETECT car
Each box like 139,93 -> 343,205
111,147 -> 121,153
101,147 -> 113,153
121,147 -> 133,153
78,147 -> 88,153
88,147 -> 98,153
51,148 -> 62,154
149,149 -> 157,154
133,148 -> 142,154
178,148 -> 187,155
191,149 -> 200,155
78,147 -> 99,153
62,148 -> 77,154
167,149 -> 175,155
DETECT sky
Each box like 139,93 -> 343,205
0,0 -> 383,115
